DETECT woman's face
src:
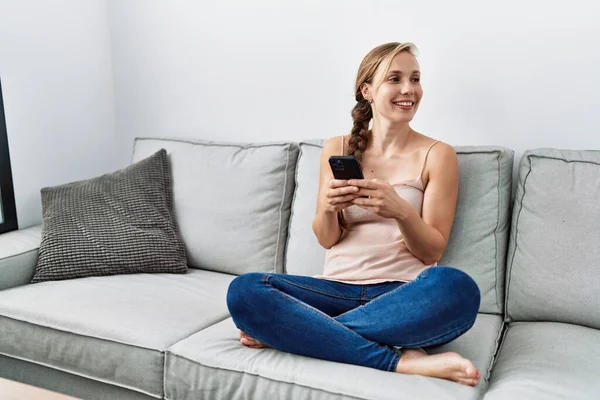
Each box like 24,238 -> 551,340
365,52 -> 423,125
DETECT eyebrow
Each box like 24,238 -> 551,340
387,70 -> 420,75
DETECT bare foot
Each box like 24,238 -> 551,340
239,331 -> 269,348
395,349 -> 481,386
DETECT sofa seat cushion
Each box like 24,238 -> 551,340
484,322 -> 600,399
164,314 -> 503,400
0,225 -> 42,290
0,269 -> 235,398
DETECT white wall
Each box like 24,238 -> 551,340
3,0 -> 600,228
107,0 -> 600,171
0,0 -> 120,228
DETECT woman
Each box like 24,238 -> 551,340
227,42 -> 481,386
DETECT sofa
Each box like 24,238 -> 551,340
0,136 -> 598,400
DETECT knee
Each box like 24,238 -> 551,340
226,272 -> 266,318
428,266 -> 481,315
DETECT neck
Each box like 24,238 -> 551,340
369,117 -> 412,157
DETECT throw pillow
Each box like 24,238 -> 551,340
31,149 -> 187,282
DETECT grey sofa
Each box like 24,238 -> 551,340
0,137 -> 598,400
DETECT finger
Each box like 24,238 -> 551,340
351,196 -> 375,206
329,179 -> 350,188
347,179 -> 378,189
329,191 -> 360,203
327,186 -> 359,198
355,188 -> 377,197
334,194 -> 362,204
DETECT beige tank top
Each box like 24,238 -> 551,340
314,136 -> 441,284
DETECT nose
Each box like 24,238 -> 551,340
400,82 -> 413,95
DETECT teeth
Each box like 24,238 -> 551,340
394,102 -> 413,107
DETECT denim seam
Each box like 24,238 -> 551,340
400,318 -> 476,348
360,285 -> 367,303
264,276 -> 397,366
334,274 -> 424,320
386,350 -> 401,372
269,275 -> 364,301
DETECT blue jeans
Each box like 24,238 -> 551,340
226,266 -> 480,372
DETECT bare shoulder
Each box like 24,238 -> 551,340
428,142 -> 458,184
429,141 -> 457,163
417,136 -> 457,185
412,132 -> 456,163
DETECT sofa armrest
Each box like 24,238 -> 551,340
0,225 -> 42,290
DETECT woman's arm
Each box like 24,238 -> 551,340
394,143 -> 459,264
312,137 -> 357,249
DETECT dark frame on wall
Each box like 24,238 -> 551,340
0,77 -> 18,234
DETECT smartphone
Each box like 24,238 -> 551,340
328,156 -> 364,180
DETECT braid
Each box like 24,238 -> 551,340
338,99 -> 373,231
346,100 -> 373,160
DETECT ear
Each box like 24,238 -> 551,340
360,83 -> 371,101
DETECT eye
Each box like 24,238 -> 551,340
411,77 -> 421,83
388,76 -> 400,83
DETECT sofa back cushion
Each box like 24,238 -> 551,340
132,138 -> 299,275
506,149 -> 600,328
285,140 -> 513,315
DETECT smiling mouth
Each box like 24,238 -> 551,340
393,101 -> 414,108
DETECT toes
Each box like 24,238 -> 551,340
239,331 -> 250,340
240,337 -> 267,348
456,377 -> 479,386
463,363 -> 479,379
240,338 -> 260,348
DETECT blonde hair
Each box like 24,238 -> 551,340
339,42 -> 419,231
355,42 -> 418,98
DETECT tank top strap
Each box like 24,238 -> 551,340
418,140 -> 442,179
341,135 -> 345,155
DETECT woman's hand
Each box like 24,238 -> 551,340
324,179 -> 362,213
348,179 -> 408,219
